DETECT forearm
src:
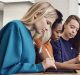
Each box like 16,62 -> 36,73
1,62 -> 44,75
55,62 -> 80,70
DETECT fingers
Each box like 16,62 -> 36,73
52,62 -> 57,69
78,54 -> 80,62
42,58 -> 57,70
50,58 -> 57,69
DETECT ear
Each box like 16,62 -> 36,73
33,11 -> 42,19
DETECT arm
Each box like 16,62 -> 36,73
55,62 -> 80,70
0,21 -> 44,74
40,42 -> 54,59
35,39 -> 54,59
35,39 -> 56,69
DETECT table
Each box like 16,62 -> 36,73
15,70 -> 80,75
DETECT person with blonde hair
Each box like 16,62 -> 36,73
0,2 -> 58,74
35,9 -> 63,64
35,9 -> 63,72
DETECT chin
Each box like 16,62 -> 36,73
69,36 -> 75,39
56,38 -> 59,40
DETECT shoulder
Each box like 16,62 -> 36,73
6,20 -> 23,28
0,20 -> 26,34
2,20 -> 26,30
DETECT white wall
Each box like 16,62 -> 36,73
79,5 -> 80,17
35,0 -> 69,22
35,0 -> 79,22
51,0 -> 69,22
0,0 -> 35,3
0,11 -> 3,29
0,0 -> 79,27
3,2 -> 33,26
69,0 -> 79,16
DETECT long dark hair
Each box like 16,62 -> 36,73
70,29 -> 80,52
67,15 -> 80,52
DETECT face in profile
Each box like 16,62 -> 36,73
34,7 -> 57,44
52,23 -> 63,41
63,19 -> 79,39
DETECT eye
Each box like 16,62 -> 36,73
70,25 -> 79,32
56,31 -> 59,34
70,25 -> 75,29
56,31 -> 62,34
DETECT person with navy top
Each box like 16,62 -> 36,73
0,2 -> 58,75
51,15 -> 80,73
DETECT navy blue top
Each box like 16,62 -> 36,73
50,37 -> 78,62
48,37 -> 78,73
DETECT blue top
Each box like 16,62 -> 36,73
0,20 -> 44,75
49,37 -> 78,73
50,37 -> 78,62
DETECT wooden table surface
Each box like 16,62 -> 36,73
14,70 -> 80,75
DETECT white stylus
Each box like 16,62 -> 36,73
45,48 -> 57,69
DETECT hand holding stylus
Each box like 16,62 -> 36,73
40,29 -> 57,69
45,48 -> 57,69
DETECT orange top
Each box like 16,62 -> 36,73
35,38 -> 53,60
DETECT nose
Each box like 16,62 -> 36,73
42,28 -> 48,32
72,30 -> 76,34
47,20 -> 52,25
58,33 -> 61,37
72,30 -> 77,36
72,30 -> 75,33
42,25 -> 49,31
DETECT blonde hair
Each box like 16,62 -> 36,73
21,2 -> 56,24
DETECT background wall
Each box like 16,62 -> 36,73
0,11 -> 3,29
35,0 -> 79,22
3,2 -> 33,26
69,0 -> 79,16
0,0 -> 79,28
35,0 -> 69,22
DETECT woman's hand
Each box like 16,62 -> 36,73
78,54 -> 80,63
42,58 -> 57,70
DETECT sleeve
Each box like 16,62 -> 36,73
0,22 -> 44,75
35,38 -> 53,59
